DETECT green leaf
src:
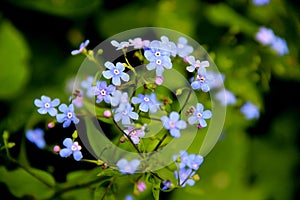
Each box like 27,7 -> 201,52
0,166 -> 55,199
7,0 -> 102,18
0,19 -> 30,99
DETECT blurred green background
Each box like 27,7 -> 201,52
0,0 -> 300,199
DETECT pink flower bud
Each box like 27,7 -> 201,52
155,76 -> 164,85
53,145 -> 60,153
103,110 -> 112,118
137,181 -> 146,192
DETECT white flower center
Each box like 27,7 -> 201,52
71,142 -> 82,151
178,44 -> 184,49
197,112 -> 202,118
144,97 -> 150,102
197,75 -> 205,82
156,59 -> 162,65
114,69 -> 120,75
169,121 -> 176,128
100,89 -> 106,96
155,51 -> 161,57
45,103 -> 50,108
67,112 -> 73,119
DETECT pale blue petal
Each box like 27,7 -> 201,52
169,112 -> 179,121
188,116 -> 197,125
176,120 -> 187,129
102,70 -> 113,79
63,138 -> 73,148
73,151 -> 83,161
121,73 -> 130,82
34,99 -> 43,107
56,114 -> 65,123
112,77 -> 121,86
59,148 -> 72,157
203,110 -> 212,119
199,119 -> 207,127
170,129 -> 181,138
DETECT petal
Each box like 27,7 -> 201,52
129,111 -> 139,120
196,103 -> 204,112
37,108 -> 48,115
34,99 -> 43,107
121,73 -> 130,82
200,60 -> 209,68
131,97 -> 141,104
191,81 -> 200,90
51,98 -> 60,107
156,66 -> 164,76
144,50 -> 155,61
73,151 -> 83,161
63,120 -> 71,128
203,110 -> 212,119
72,116 -> 80,124
169,112 -> 179,121
116,62 -> 125,71
63,138 -> 73,148
48,108 -> 58,117
201,84 -> 210,92
188,116 -> 197,125
170,129 -> 181,138
199,119 -> 207,127
56,114 -> 65,123
112,77 -> 121,86
161,116 -> 170,129
117,158 -> 128,169
176,120 -> 187,129
41,95 -> 51,103
130,159 -> 140,169
139,103 -> 149,112
59,148 -> 72,157
58,104 -> 68,112
104,61 -> 114,69
102,70 -> 113,79
146,63 -> 156,70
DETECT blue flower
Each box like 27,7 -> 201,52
110,90 -> 129,110
144,48 -> 172,76
111,40 -> 132,50
59,138 -> 83,161
191,68 -> 211,92
216,89 -> 237,106
131,93 -> 161,113
252,0 -> 270,6
124,125 -> 146,145
102,61 -> 130,86
34,95 -> 60,117
129,37 -> 150,49
114,103 -> 139,125
56,104 -> 80,128
173,150 -> 190,169
240,101 -> 260,119
187,154 -> 204,170
116,158 -> 140,174
271,36 -> 289,56
255,27 -> 275,46
176,37 -> 193,58
125,195 -> 134,200
188,103 -> 212,127
175,168 -> 195,187
161,112 -> 187,138
186,56 -> 209,73
25,128 -> 46,149
159,36 -> 177,57
161,180 -> 172,191
93,81 -> 115,104
71,39 -> 89,55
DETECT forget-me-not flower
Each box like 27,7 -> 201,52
255,27 -> 275,46
144,47 -> 172,76
124,125 -> 146,144
131,93 -> 161,113
59,138 -> 83,161
25,128 -> 46,149
93,81 -> 116,104
240,101 -> 260,119
116,158 -> 140,174
34,95 -> 60,117
161,112 -> 187,138
175,168 -> 195,187
56,104 -> 80,128
191,68 -> 211,92
271,36 -> 289,56
129,37 -> 150,49
81,76 -> 95,97
111,40 -> 132,50
71,39 -> 89,55
176,37 -> 193,58
216,89 -> 237,106
114,103 -> 139,125
102,61 -> 130,86
186,56 -> 209,73
188,103 -> 212,127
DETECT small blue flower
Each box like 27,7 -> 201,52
240,101 -> 260,119
114,103 -> 139,125
187,154 -> 204,170
117,158 -> 140,174
161,180 -> 172,191
125,195 -> 134,200
131,93 -> 161,113
173,150 -> 190,169
110,90 -> 129,110
186,56 -> 209,72
252,0 -> 270,6
129,37 -> 150,49
255,27 -> 275,46
93,81 -> 115,104
191,68 -> 211,92
188,103 -> 212,127
56,104 -> 80,128
271,36 -> 289,56
174,168 -> 195,187
144,48 -> 172,76
25,128 -> 46,149
34,95 -> 60,116
59,138 -> 83,161
124,125 -> 147,145
71,39 -> 89,55
159,36 -> 177,57
111,40 -> 132,50
102,61 -> 130,86
176,37 -> 193,58
216,89 -> 237,106
161,112 -> 187,138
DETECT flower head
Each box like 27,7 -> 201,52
137,181 -> 146,192
56,104 -> 80,128
144,48 -> 172,76
34,95 -> 60,116
26,128 -> 46,149
111,40 -> 132,50
191,68 -> 212,92
255,27 -> 275,46
186,56 -> 209,73
102,62 -> 130,86
216,89 -> 237,106
71,39 -> 89,55
131,93 -> 161,113
161,112 -> 187,138
114,103 -> 139,125
81,76 -> 95,98
117,158 -> 140,174
59,138 -> 83,161
93,81 -> 116,104
271,36 -> 289,56
187,103 -> 212,127
240,101 -> 260,119
124,125 -> 146,144
174,168 -> 195,187
129,37 -> 150,49
176,37 -> 193,58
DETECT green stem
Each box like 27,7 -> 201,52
178,88 -> 193,115
152,131 -> 169,152
122,49 -> 137,75
101,177 -> 116,200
